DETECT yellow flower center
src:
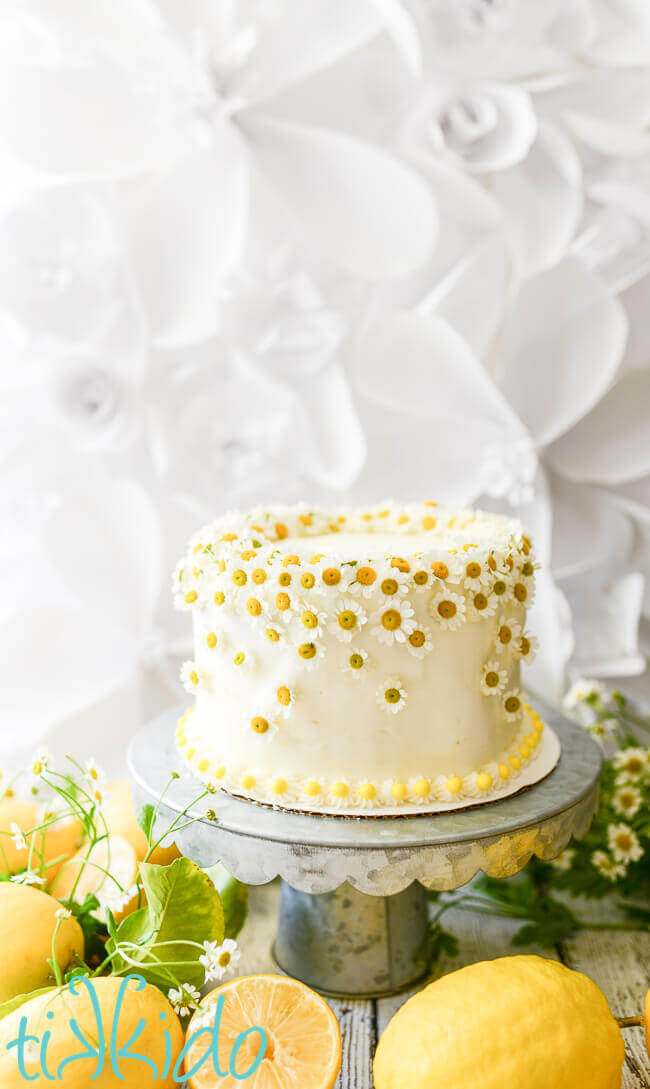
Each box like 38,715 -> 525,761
473,592 -> 488,611
505,696 -> 521,714
304,780 -> 320,797
299,513 -> 313,526
298,642 -> 317,660
493,580 -> 507,595
384,687 -> 401,704
485,671 -> 500,688
519,636 -> 531,656
349,653 -> 364,670
466,562 -> 481,579
338,610 -> 357,630
189,670 -> 199,685
221,533 -> 238,542
276,592 -> 291,611
302,610 -> 318,628
522,561 -> 534,577
278,571 -> 292,587
381,578 -> 398,596
391,557 -> 410,573
213,591 -> 226,606
184,590 -> 198,604
266,628 -> 280,642
233,652 -> 245,666
616,833 -> 632,851
414,778 -> 430,798
626,758 -> 643,773
422,515 -> 436,530
232,569 -> 247,586
206,632 -> 218,649
251,716 -> 269,734
392,782 -> 408,801
218,952 -> 231,968
409,630 -> 425,648
322,567 -> 341,586
432,561 -> 449,579
359,783 -> 376,801
277,686 -> 292,706
498,625 -> 512,644
514,582 -> 527,602
283,554 -> 300,567
252,569 -> 267,584
413,570 -> 428,585
357,566 -> 376,586
437,600 -> 457,619
275,523 -> 289,539
300,572 -> 315,589
332,781 -> 349,799
382,609 -> 401,630
247,598 -> 262,616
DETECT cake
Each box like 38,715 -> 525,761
174,502 -> 547,813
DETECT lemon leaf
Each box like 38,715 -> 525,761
0,987 -> 57,1021
203,862 -> 248,940
108,857 -> 225,989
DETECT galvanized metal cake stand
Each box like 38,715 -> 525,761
128,701 -> 601,999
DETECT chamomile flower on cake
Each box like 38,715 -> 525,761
480,661 -> 508,696
349,563 -> 380,598
406,626 -> 433,659
375,565 -> 410,605
298,605 -> 327,639
296,640 -> 325,671
328,597 -> 367,642
502,688 -> 523,722
462,556 -> 491,592
467,589 -> 497,622
607,822 -> 643,864
428,589 -> 466,631
376,676 -> 408,714
512,576 -> 534,608
181,661 -> 210,693
275,684 -> 297,718
232,649 -> 257,673
410,565 -> 432,592
203,628 -> 225,652
340,647 -> 371,680
249,713 -> 279,740
429,554 -> 462,586
371,599 -> 416,645
495,615 -> 523,652
515,631 -> 538,662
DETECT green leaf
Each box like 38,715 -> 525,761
203,863 -> 248,940
0,988 -> 57,1021
137,804 -> 156,843
108,857 -> 225,989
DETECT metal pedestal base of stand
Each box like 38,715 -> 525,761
128,701 -> 601,998
273,881 -> 431,998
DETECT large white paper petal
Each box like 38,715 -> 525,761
235,0 -> 385,102
353,311 -> 524,500
550,474 -> 635,578
492,121 -> 583,277
535,67 -> 650,128
293,363 -> 366,489
239,114 -> 437,278
417,234 -> 510,360
499,258 -> 628,446
524,568 -> 574,702
561,570 -> 646,677
585,0 -> 650,66
546,367 -> 650,485
121,124 -> 248,348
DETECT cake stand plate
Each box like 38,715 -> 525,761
128,700 -> 602,998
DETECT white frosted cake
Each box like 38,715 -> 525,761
174,502 -> 547,813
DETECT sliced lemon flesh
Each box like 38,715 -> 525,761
184,974 -> 342,1089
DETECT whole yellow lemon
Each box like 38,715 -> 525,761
0,975 -> 184,1087
0,882 -> 84,1003
0,798 -> 83,882
374,955 -> 624,1089
103,781 -> 180,865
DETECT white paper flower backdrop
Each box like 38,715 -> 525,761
0,0 -> 649,754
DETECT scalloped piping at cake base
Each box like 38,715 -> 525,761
175,703 -> 549,813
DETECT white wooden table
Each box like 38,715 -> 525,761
236,880 -> 650,1088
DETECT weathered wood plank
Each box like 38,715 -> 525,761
562,928 -> 650,1089
330,998 -> 375,1089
